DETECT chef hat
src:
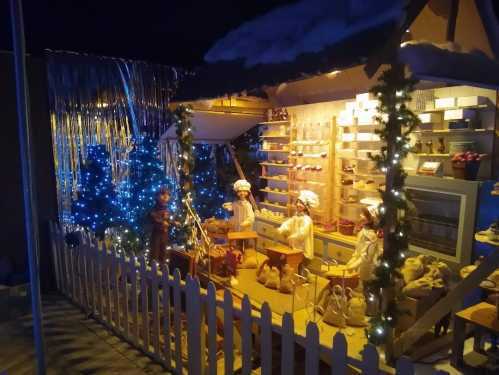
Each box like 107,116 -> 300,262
297,190 -> 320,209
233,179 -> 251,192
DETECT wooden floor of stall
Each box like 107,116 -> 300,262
0,294 -> 169,375
208,252 -> 370,366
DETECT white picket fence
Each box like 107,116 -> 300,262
49,222 -> 448,375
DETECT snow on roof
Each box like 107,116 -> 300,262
205,0 -> 404,67
400,41 -> 499,89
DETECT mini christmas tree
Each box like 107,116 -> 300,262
72,145 -> 121,238
192,144 -> 227,220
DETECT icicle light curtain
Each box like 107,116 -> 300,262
46,51 -> 182,222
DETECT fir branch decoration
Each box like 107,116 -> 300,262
365,65 -> 420,345
172,104 -> 196,249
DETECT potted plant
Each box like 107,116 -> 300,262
451,151 -> 484,180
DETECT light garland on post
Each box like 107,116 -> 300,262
365,65 -> 420,346
172,104 -> 196,250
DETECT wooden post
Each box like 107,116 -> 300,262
446,0 -> 459,42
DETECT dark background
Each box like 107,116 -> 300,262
0,0 -> 298,67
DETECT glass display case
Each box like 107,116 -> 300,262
405,176 -> 479,269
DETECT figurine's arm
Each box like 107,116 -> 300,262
241,203 -> 255,227
289,217 -> 311,241
277,218 -> 292,235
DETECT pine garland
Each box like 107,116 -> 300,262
365,65 -> 420,345
172,104 -> 196,250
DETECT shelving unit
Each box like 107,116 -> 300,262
408,87 -> 497,179
288,116 -> 336,226
334,95 -> 384,225
259,120 -> 291,215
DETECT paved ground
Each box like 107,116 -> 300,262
0,294 -> 170,375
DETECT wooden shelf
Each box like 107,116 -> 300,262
259,120 -> 290,125
259,149 -> 289,153
413,128 -> 494,135
339,200 -> 363,206
259,189 -> 289,196
260,162 -> 290,168
416,104 -> 489,114
417,153 -> 450,157
339,171 -> 384,178
475,233 -> 499,247
259,175 -> 288,182
261,135 -> 290,139
259,201 -> 288,210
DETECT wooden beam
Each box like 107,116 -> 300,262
226,142 -> 258,211
393,250 -> 499,358
364,0 -> 430,78
446,0 -> 459,42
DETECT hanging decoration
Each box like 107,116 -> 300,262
171,105 -> 196,249
46,51 -> 182,222
71,145 -> 122,238
365,65 -> 420,345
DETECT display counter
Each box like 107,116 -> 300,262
255,213 -> 357,265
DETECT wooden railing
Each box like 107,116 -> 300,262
49,222 -> 448,375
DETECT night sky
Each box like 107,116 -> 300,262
0,0 -> 498,67
0,0 -> 297,67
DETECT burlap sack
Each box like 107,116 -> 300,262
403,277 -> 434,298
279,264 -> 294,294
323,293 -> 347,328
239,248 -> 258,269
257,264 -> 270,284
347,292 -> 367,327
265,267 -> 280,289
401,256 -> 425,284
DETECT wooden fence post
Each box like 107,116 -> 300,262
305,322 -> 319,375
241,295 -> 253,375
260,302 -> 272,375
186,276 -> 202,375
331,332 -> 348,375
223,289 -> 234,375
206,282 -> 218,375
281,313 -> 294,375
161,264 -> 172,368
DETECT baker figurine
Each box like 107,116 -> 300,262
345,204 -> 382,290
223,179 -> 255,232
149,187 -> 176,264
278,190 -> 319,277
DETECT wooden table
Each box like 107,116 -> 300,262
452,302 -> 499,367
228,231 -> 258,250
265,244 -> 303,272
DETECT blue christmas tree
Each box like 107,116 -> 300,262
122,136 -> 174,234
72,145 -> 121,237
192,144 -> 227,220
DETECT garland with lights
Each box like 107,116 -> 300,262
193,144 -> 227,220
71,144 -> 122,238
172,105 -> 196,249
365,65 -> 420,346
